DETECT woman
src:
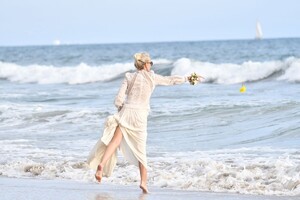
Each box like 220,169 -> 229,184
87,52 -> 189,193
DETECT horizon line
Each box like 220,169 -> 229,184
0,36 -> 299,48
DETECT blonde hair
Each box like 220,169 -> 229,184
134,52 -> 151,70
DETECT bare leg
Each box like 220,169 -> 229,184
139,162 -> 149,193
95,126 -> 123,182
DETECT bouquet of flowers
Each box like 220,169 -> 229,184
188,72 -> 203,85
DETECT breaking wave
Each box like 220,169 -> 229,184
172,57 -> 300,84
1,57 -> 300,84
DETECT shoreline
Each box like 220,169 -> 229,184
0,177 -> 298,200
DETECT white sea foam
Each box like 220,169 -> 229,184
172,57 -> 300,84
277,57 -> 300,82
0,141 -> 299,196
144,149 -> 300,196
0,59 -> 173,85
0,61 -> 134,84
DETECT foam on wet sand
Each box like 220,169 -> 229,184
1,177 -> 298,200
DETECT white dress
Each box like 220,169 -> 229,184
87,70 -> 186,177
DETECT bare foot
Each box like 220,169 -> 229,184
140,184 -> 149,194
95,164 -> 103,182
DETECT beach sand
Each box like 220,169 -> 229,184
0,177 -> 298,200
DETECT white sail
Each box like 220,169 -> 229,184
255,21 -> 263,40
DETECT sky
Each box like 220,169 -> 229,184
0,0 -> 299,46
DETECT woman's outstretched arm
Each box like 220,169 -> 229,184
153,72 -> 187,86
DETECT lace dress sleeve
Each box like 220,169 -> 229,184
153,72 -> 187,86
114,75 -> 128,109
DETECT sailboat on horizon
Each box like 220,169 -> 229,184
255,21 -> 263,40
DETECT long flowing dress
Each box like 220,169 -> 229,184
87,70 -> 186,177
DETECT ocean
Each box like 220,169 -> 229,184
0,38 -> 299,196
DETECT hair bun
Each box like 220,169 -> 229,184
133,52 -> 151,70
133,52 -> 150,63
133,53 -> 141,61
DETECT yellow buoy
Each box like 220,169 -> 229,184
240,84 -> 246,93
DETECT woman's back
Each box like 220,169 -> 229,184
122,70 -> 154,109
115,70 -> 186,110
